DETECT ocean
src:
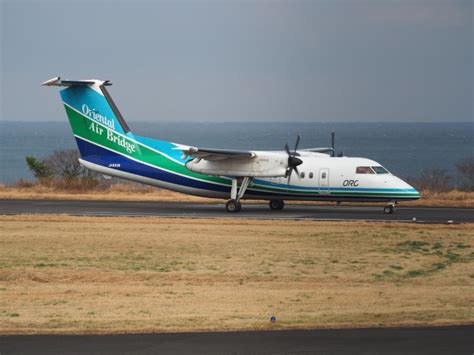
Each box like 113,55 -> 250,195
0,121 -> 472,184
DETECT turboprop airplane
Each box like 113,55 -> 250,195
42,77 -> 420,214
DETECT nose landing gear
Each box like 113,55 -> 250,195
383,203 -> 396,215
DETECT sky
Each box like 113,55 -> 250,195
1,0 -> 472,123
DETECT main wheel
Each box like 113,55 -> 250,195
269,199 -> 285,210
226,199 -> 242,213
383,205 -> 395,214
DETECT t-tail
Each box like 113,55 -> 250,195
41,77 -> 140,159
41,77 -> 202,194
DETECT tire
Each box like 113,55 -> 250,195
384,205 -> 394,214
226,199 -> 242,213
269,199 -> 284,210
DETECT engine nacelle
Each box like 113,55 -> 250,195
185,152 -> 288,177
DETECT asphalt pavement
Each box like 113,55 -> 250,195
1,326 -> 473,354
0,199 -> 473,223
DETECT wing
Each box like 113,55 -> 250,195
179,147 -> 288,177
181,147 -> 256,161
300,147 -> 334,154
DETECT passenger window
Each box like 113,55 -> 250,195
300,172 -> 305,179
309,172 -> 314,179
356,166 -> 375,174
321,172 -> 327,179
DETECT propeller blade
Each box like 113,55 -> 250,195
294,166 -> 300,178
285,135 -> 303,185
294,134 -> 300,153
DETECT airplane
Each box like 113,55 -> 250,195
42,77 -> 420,214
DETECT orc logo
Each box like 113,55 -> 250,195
343,179 -> 359,187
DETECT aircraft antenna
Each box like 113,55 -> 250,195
331,132 -> 335,157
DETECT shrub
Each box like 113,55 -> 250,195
44,149 -> 91,180
456,157 -> 474,191
411,168 -> 452,193
15,179 -> 35,188
25,156 -> 52,179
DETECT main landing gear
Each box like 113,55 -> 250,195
269,199 -> 285,210
383,202 -> 396,215
225,177 -> 252,213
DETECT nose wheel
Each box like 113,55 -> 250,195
384,204 -> 396,214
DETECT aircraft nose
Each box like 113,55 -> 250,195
408,183 -> 421,198
396,176 -> 421,199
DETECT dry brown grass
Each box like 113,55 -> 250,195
1,183 -> 474,207
403,190 -> 474,207
0,183 -> 213,202
0,215 -> 473,334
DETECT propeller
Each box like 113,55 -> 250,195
285,135 -> 303,183
331,131 -> 344,157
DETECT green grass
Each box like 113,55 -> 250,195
406,263 -> 447,278
375,240 -> 472,280
1,311 -> 20,317
397,240 -> 429,252
34,263 -> 57,268
453,242 -> 469,249
389,264 -> 403,270
373,270 -> 396,280
432,242 -> 443,250
44,299 -> 68,306
446,251 -> 461,262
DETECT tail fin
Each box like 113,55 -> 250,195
42,77 -> 137,158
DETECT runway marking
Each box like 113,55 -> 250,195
32,212 -> 458,224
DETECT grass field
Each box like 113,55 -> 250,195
0,215 -> 473,334
1,183 -> 474,207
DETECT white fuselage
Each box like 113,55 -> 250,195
81,151 -> 419,203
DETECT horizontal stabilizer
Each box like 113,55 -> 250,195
41,77 -> 112,87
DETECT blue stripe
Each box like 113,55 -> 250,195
76,137 -> 230,193
134,135 -> 189,164
75,137 -> 418,201
253,178 -> 418,193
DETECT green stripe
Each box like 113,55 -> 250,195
65,104 -> 230,185
65,104 -> 419,200
250,183 -> 419,197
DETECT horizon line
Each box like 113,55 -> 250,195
1,120 -> 473,124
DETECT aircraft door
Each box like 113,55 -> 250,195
319,168 -> 329,195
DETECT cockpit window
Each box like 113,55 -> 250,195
356,166 -> 375,174
372,166 -> 389,174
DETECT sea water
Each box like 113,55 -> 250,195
0,121 -> 472,184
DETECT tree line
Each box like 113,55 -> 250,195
25,149 -> 474,192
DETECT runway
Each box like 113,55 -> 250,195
0,199 -> 473,223
1,326 -> 473,354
